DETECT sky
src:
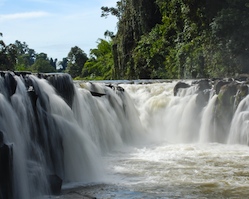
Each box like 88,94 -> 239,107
0,0 -> 118,60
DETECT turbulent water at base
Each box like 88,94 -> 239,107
95,82 -> 249,199
1,74 -> 249,198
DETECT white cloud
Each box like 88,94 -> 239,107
0,0 -> 118,60
0,11 -> 50,22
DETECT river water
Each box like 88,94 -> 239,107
58,81 -> 249,199
1,74 -> 248,198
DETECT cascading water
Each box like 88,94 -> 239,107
1,72 -> 249,198
0,72 -> 145,198
228,94 -> 249,145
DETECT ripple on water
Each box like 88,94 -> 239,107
58,143 -> 249,199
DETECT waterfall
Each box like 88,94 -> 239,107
199,95 -> 218,143
0,72 -> 145,198
0,72 -> 249,198
228,94 -> 249,145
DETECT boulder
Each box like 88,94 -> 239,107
4,72 -> 17,97
173,81 -> 190,96
48,174 -> 63,195
214,81 -> 239,142
235,84 -> 249,108
47,74 -> 75,108
214,80 -> 230,95
192,79 -> 211,92
218,82 -> 238,107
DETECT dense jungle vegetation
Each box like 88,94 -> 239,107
1,0 -> 249,79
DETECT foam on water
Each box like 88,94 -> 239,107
2,75 -> 249,198
96,142 -> 249,199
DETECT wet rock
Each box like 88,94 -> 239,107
214,81 -> 239,143
47,74 -> 75,108
90,91 -> 106,97
214,80 -> 230,95
218,81 -> 238,107
192,79 -> 211,92
235,74 -> 249,82
235,84 -> 249,108
13,71 -> 32,77
48,174 -> 63,195
106,84 -> 125,92
4,72 -> 17,97
0,131 -> 13,199
173,81 -> 190,96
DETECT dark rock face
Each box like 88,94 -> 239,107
90,91 -> 106,97
0,131 -> 13,199
235,84 -> 249,108
4,72 -> 17,97
28,77 -> 65,185
214,81 -> 239,142
173,78 -> 249,144
48,174 -> 63,195
214,80 -> 230,95
173,81 -> 190,96
46,74 -> 75,108
218,82 -> 238,107
106,84 -> 125,92
192,79 -> 211,92
0,72 -> 73,198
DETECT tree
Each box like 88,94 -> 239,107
103,0 -> 162,79
15,40 -> 36,71
210,1 -> 249,75
31,53 -> 56,73
66,46 -> 88,78
0,33 -> 17,71
57,58 -> 68,72
82,39 -> 114,79
101,1 -> 126,20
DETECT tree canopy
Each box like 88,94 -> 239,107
1,1 -> 248,80
106,0 -> 249,79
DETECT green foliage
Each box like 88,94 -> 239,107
133,25 -> 167,78
14,40 -> 36,71
0,34 -> 17,71
1,0 -> 248,80
101,1 -> 126,20
108,0 -> 249,79
111,0 -> 162,79
31,53 -> 56,73
82,39 -> 114,80
66,46 -> 88,78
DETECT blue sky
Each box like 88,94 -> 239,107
0,0 -> 117,60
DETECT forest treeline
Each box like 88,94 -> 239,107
1,0 -> 249,79
109,0 -> 249,79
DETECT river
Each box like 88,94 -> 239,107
59,81 -> 249,199
1,74 -> 249,198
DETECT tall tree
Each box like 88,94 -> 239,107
15,40 -> 36,71
82,39 -> 114,79
66,46 -> 88,78
31,53 -> 56,73
57,58 -> 68,72
103,0 -> 162,79
0,33 -> 17,71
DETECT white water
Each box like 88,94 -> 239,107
67,81 -> 249,198
1,75 -> 249,198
